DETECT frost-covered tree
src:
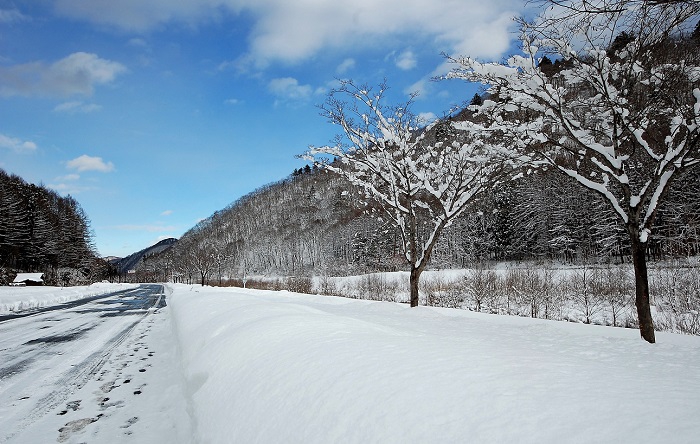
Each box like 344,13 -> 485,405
446,0 -> 700,342
305,80 -> 509,307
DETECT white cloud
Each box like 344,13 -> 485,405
217,59 -> 238,72
128,37 -> 149,48
47,182 -> 92,195
54,101 -> 103,113
268,77 -> 313,101
0,52 -> 127,97
161,210 -> 174,216
56,174 -> 81,181
395,50 -> 417,70
0,133 -> 37,152
66,154 -> 115,172
53,1 -> 524,66
0,8 -> 28,23
48,174 -> 86,195
336,58 -> 356,74
252,1 -> 521,65
224,98 -> 240,105
406,78 -> 428,97
55,0 -> 217,32
417,112 -> 438,124
437,89 -> 451,99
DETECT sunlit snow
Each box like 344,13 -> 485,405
3,283 -> 698,443
169,284 -> 700,443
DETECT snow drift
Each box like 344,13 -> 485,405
0,282 -> 137,314
168,284 -> 700,443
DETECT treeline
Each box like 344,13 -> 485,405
139,161 -> 700,283
433,166 -> 700,267
0,169 -> 106,285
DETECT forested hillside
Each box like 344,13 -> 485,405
0,169 -> 105,285
115,237 -> 177,274
141,159 -> 700,283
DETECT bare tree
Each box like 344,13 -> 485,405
538,0 -> 696,16
464,264 -> 499,312
601,265 -> 633,327
305,80 -> 509,306
570,267 -> 605,324
176,221 -> 218,287
446,0 -> 700,342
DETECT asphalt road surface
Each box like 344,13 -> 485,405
0,284 -> 167,443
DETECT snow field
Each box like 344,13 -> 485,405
0,283 -> 138,314
168,284 -> 700,444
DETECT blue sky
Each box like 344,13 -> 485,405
0,0 -> 527,258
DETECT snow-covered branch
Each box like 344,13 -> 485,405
305,80 -> 510,306
445,4 -> 700,239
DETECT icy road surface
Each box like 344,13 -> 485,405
0,284 -> 190,443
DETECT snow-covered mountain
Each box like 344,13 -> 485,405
115,238 -> 178,273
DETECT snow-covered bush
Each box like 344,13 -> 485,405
286,276 -> 313,294
598,266 -> 633,328
314,274 -> 340,297
653,263 -> 700,335
568,268 -> 606,324
463,266 -> 499,312
213,260 -> 700,336
424,274 -> 464,309
356,274 -> 400,302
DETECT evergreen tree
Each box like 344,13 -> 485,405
0,169 -> 98,279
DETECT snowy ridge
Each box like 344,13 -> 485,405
168,284 -> 700,443
0,283 -> 138,314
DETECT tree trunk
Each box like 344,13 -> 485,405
629,234 -> 656,343
410,266 -> 422,307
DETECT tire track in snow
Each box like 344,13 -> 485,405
0,286 -> 162,443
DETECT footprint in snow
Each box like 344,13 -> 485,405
121,416 -> 139,428
66,400 -> 81,411
57,417 -> 98,443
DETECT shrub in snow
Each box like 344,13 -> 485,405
652,263 -> 700,335
464,266 -> 499,312
424,274 -> 464,309
286,276 -> 313,294
569,267 -> 606,325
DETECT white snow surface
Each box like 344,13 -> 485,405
168,284 -> 700,444
0,283 -> 137,314
0,284 -> 190,444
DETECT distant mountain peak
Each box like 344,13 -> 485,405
115,238 -> 178,274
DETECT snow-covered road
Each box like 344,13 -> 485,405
0,285 -> 190,443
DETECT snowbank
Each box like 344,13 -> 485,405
0,283 -> 137,314
168,284 -> 700,443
